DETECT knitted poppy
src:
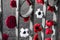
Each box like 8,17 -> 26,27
34,23 -> 42,33
2,33 -> 9,40
46,20 -> 54,27
45,28 -> 53,35
36,0 -> 44,5
47,5 -> 55,12
5,16 -> 16,29
20,28 -> 29,38
45,38 -> 51,40
23,16 -> 30,22
35,8 -> 43,18
10,0 -> 17,8
33,34 -> 39,40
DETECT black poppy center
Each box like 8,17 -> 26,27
38,12 -> 41,15
23,31 -> 26,34
36,27 -> 39,30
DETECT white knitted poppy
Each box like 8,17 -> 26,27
35,8 -> 43,18
20,28 -> 29,38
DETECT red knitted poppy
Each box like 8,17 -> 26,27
34,23 -> 42,33
5,16 -> 16,29
33,34 -> 39,40
2,33 -> 9,40
47,5 -> 55,12
46,20 -> 54,27
36,0 -> 44,5
45,28 -> 53,35
45,38 -> 51,40
23,16 -> 30,22
10,0 -> 17,8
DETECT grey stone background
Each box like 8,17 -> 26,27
2,0 -> 60,40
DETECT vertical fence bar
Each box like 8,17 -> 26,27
51,0 -> 58,40
29,0 -> 35,40
52,0 -> 59,40
16,0 -> 18,39
57,1 -> 59,40
55,0 -> 59,40
18,0 -> 21,40
51,13 -> 56,40
1,0 -> 3,40
41,0 -> 48,40
16,0 -> 20,40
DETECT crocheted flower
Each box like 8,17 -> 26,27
35,8 -> 43,18
20,28 -> 29,38
36,0 -> 44,5
34,23 -> 42,33
45,38 -> 51,40
5,15 -> 16,29
47,5 -> 55,12
46,20 -> 54,27
45,28 -> 53,35
2,33 -> 9,40
10,0 -> 17,8
33,34 -> 39,40
23,16 -> 30,22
